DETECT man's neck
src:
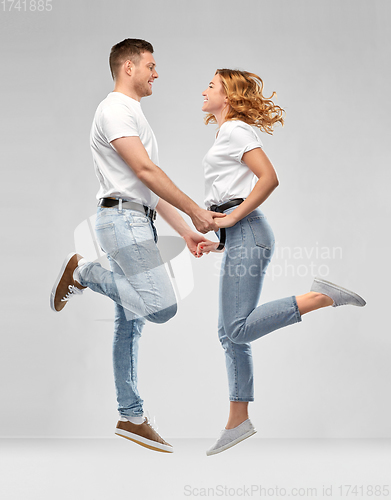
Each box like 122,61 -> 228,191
113,84 -> 141,102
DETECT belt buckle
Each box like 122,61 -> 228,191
144,206 -> 156,221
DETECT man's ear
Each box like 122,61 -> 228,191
124,60 -> 134,76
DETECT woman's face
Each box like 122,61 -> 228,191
202,73 -> 228,115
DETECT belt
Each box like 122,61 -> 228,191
207,198 -> 244,250
98,198 -> 157,221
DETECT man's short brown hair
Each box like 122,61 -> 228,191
109,38 -> 154,80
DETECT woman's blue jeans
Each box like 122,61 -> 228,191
77,207 -> 177,418
218,207 -> 301,402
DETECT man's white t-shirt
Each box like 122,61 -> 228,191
203,120 -> 263,208
90,91 -> 159,209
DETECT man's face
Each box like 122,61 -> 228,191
132,51 -> 158,100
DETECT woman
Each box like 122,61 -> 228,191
196,69 -> 366,456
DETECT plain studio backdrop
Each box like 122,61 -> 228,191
1,0 -> 390,444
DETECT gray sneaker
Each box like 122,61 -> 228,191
206,419 -> 257,456
310,277 -> 366,307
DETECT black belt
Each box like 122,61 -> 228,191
98,198 -> 157,221
207,198 -> 244,250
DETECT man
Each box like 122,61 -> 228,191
50,39 -> 224,453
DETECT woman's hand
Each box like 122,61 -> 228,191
194,212 -> 238,255
196,240 -> 224,256
213,213 -> 238,229
155,200 -> 221,258
183,231 -> 217,258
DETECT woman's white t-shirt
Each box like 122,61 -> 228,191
203,120 -> 263,208
90,92 -> 159,209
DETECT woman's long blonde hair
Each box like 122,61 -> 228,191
204,69 -> 285,135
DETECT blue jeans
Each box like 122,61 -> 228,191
77,207 -> 177,417
217,207 -> 301,402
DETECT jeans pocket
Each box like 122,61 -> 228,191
247,216 -> 274,250
130,215 -> 150,225
95,222 -> 119,258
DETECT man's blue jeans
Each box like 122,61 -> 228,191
217,207 -> 301,402
77,206 -> 177,417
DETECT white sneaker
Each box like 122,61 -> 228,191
206,419 -> 257,456
310,277 -> 366,307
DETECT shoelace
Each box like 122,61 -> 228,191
61,284 -> 84,302
144,411 -> 159,433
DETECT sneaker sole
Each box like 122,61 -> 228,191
206,428 -> 257,456
50,252 -> 77,312
115,428 -> 174,453
313,277 -> 366,307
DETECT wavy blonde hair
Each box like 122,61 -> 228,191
204,69 -> 284,135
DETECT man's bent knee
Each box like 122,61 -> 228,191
226,328 -> 247,345
147,302 -> 177,324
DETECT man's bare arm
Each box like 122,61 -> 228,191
156,199 -> 216,257
155,198 -> 194,238
111,136 -> 225,233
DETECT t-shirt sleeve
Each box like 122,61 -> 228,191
100,104 -> 139,143
228,123 -> 263,163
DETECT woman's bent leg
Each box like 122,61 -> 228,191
221,212 -> 301,345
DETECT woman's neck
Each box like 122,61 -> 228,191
215,105 -> 229,128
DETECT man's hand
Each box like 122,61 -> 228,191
182,231 -> 217,258
155,199 -> 222,256
189,207 -> 226,234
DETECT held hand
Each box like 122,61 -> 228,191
190,208 -> 226,234
196,240 -> 223,256
214,213 -> 238,229
183,231 -> 217,258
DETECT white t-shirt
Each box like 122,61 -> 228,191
90,91 -> 159,209
203,120 -> 263,208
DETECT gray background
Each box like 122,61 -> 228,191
1,0 -> 390,440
